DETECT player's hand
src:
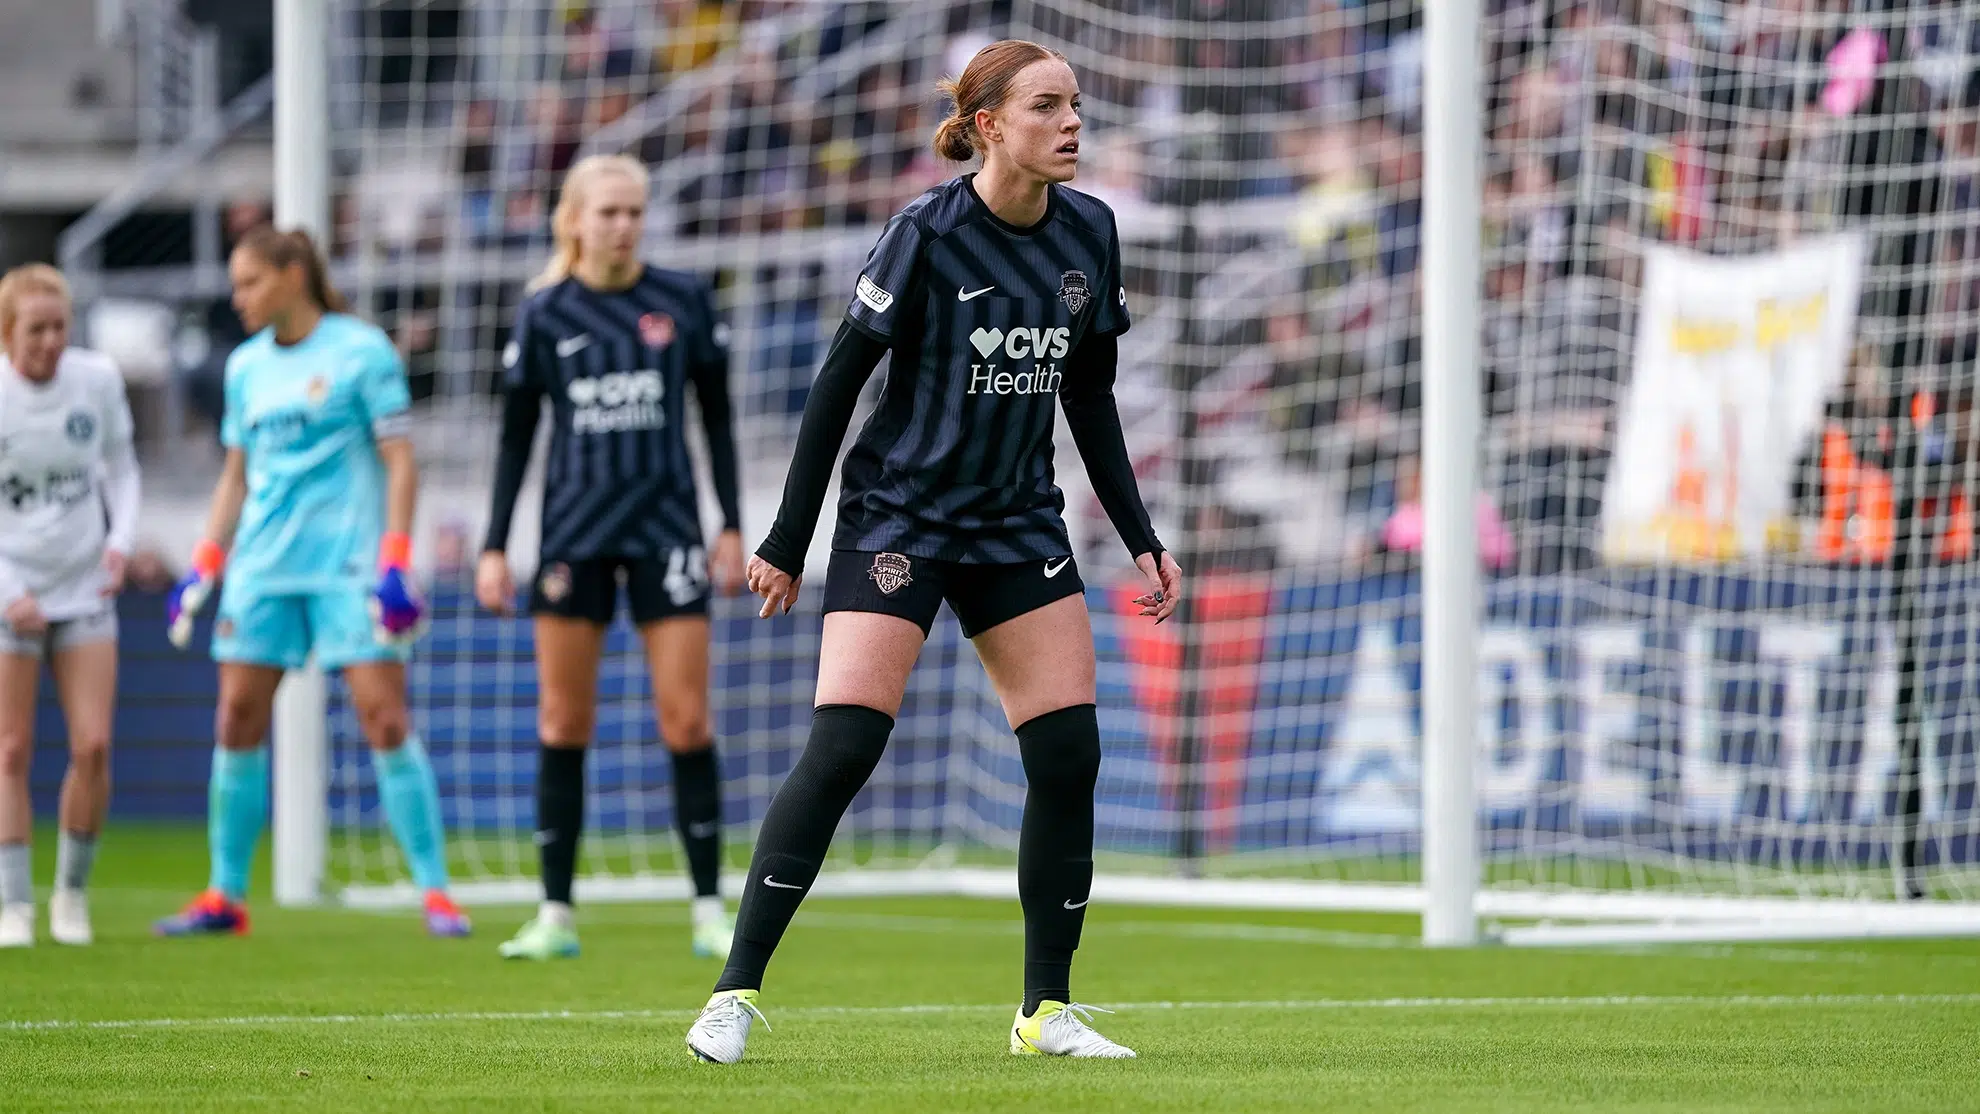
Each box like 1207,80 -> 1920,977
3,594 -> 47,636
166,540 -> 225,650
371,565 -> 428,647
710,530 -> 746,598
475,550 -> 515,615
1133,550 -> 1183,624
100,549 -> 127,596
746,554 -> 801,618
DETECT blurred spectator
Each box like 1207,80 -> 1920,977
125,548 -> 177,594
654,0 -> 738,76
1376,455 -> 1515,571
176,199 -> 269,448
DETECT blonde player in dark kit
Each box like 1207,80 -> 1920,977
479,154 -> 746,962
686,40 -> 1183,1063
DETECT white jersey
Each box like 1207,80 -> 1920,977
0,348 -> 140,620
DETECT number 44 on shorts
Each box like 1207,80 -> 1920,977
664,546 -> 707,606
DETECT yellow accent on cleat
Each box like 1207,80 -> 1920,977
686,989 -> 767,1064
1010,1000 -> 1137,1058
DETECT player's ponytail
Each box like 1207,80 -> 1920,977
236,225 -> 348,314
933,39 -> 1065,163
530,154 -> 652,293
0,263 -> 70,354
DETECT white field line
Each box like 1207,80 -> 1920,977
5,993 -> 1977,1034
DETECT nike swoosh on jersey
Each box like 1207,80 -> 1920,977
762,876 -> 805,890
1043,558 -> 1071,578
556,334 -> 592,357
958,286 -> 996,302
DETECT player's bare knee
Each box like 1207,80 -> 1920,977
356,700 -> 409,752
215,693 -> 269,751
67,733 -> 110,779
0,732 -> 30,781
658,707 -> 710,754
538,691 -> 595,745
538,710 -> 594,746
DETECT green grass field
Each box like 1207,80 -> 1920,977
3,826 -> 1977,1113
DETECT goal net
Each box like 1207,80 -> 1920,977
309,0 -> 1980,940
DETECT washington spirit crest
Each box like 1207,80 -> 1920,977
539,561 -> 572,603
868,552 -> 913,595
1057,270 -> 1091,314
639,312 -> 676,349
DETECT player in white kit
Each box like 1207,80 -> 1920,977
0,264 -> 140,947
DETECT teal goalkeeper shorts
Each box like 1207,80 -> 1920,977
211,584 -> 405,671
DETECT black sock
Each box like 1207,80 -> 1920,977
1017,704 -> 1100,1015
715,704 -> 893,993
537,744 -> 587,906
671,743 -> 723,899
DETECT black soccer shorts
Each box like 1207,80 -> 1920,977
820,549 -> 1085,638
529,553 -> 709,626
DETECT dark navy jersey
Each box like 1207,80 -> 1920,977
495,266 -> 738,562
834,174 -> 1131,563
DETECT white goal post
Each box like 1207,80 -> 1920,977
264,0 -> 1980,945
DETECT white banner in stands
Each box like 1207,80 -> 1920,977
1603,235 -> 1865,563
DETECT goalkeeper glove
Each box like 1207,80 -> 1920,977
166,539 -> 225,649
370,531 -> 426,646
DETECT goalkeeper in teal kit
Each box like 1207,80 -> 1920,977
154,225 -> 469,938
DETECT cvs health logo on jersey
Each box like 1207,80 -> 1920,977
968,326 -> 1070,395
568,370 -> 665,434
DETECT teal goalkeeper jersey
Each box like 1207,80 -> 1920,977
221,314 -> 412,596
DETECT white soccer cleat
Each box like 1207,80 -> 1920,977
49,889 -> 92,946
1010,1001 -> 1137,1058
0,903 -> 34,948
686,989 -> 767,1064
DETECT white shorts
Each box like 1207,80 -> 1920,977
0,607 -> 118,659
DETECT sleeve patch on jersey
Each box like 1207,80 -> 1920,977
1119,286 -> 1127,306
372,413 -> 413,441
855,274 -> 894,314
502,340 -> 521,369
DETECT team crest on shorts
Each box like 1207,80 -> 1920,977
539,562 -> 572,603
868,553 -> 913,596
64,411 -> 94,443
1057,270 -> 1091,315
639,313 -> 676,349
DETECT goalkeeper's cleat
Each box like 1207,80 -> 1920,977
49,889 -> 92,946
1010,1001 -> 1137,1059
0,903 -> 33,948
423,891 -> 472,938
497,913 -> 580,960
686,989 -> 767,1064
690,905 -> 733,961
153,890 -> 249,937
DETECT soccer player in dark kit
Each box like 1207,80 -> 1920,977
477,154 -> 745,963
686,39 -> 1183,1063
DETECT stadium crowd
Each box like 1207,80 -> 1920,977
150,0 -> 1980,575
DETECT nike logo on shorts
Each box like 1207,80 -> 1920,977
1044,558 -> 1071,578
763,876 -> 804,890
958,285 -> 996,302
